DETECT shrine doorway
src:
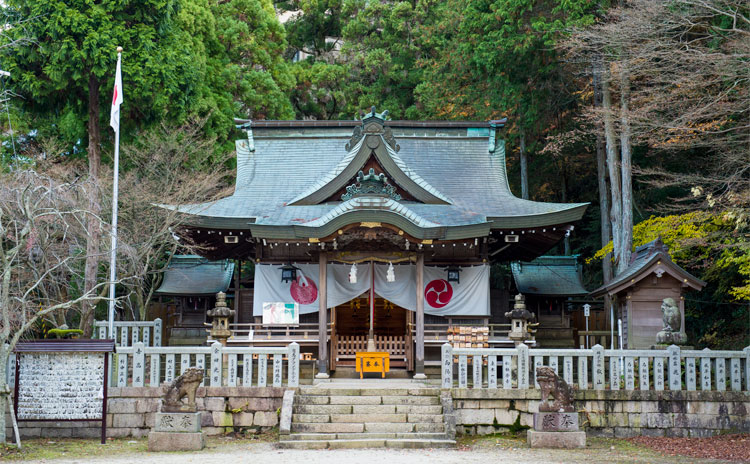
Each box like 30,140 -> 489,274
331,296 -> 413,370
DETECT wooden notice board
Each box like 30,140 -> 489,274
13,339 -> 115,444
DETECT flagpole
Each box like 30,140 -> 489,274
107,46 -> 123,339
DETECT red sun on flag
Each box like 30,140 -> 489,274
424,279 -> 453,308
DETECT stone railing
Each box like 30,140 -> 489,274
113,342 -> 300,388
441,343 -> 750,392
94,319 -> 163,347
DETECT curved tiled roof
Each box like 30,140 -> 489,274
165,120 -> 588,235
155,255 -> 235,295
299,197 -> 441,229
512,255 -> 588,296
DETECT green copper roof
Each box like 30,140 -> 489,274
590,239 -> 706,297
155,255 -> 235,295
163,118 -> 588,236
511,255 -> 588,296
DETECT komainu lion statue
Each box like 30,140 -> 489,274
161,367 -> 204,412
536,366 -> 575,413
656,297 -> 687,345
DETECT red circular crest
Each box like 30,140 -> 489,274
290,275 -> 318,305
424,279 -> 453,308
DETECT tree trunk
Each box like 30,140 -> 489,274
0,344 -> 7,445
519,130 -> 529,200
619,68 -> 634,273
602,64 -> 623,276
81,73 -> 102,338
561,168 -> 571,255
593,57 -> 613,283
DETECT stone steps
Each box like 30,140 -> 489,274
279,385 -> 455,449
293,404 -> 443,414
290,422 -> 446,434
283,432 -> 448,441
278,438 -> 456,450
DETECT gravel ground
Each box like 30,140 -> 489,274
16,436 -> 738,464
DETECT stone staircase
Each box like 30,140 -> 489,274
278,381 -> 456,449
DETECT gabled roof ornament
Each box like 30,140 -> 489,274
362,106 -> 389,125
346,106 -> 400,152
488,119 -> 505,155
235,120 -> 255,152
341,168 -> 402,201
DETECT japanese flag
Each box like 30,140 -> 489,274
109,52 -> 123,132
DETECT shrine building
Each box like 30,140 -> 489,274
162,108 -> 588,378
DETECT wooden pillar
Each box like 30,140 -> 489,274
234,259 -> 241,322
415,252 -> 426,378
316,252 -> 329,378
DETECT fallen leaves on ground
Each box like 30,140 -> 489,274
629,434 -> 750,462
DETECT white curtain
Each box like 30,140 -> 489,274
373,263 -> 416,310
253,262 -> 490,316
253,263 -> 371,316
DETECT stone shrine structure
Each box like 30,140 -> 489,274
505,294 -> 536,345
527,366 -> 586,448
206,292 -> 235,346
148,368 -> 206,451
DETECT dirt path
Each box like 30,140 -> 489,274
15,437 -> 736,464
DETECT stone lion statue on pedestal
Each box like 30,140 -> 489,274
656,297 -> 687,345
161,367 -> 204,413
536,367 -> 575,413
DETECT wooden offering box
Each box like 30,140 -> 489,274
355,352 -> 390,379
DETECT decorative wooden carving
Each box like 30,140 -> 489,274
341,168 -> 402,201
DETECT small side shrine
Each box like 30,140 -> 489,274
590,238 -> 706,349
154,255 -> 235,345
511,255 -> 589,348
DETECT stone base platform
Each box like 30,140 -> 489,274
527,430 -> 586,449
148,431 -> 205,451
148,412 -> 205,451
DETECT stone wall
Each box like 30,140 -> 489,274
4,386 -> 285,440
7,386 -> 750,440
452,389 -> 750,438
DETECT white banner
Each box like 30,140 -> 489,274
421,264 -> 490,316
253,263 -> 371,316
253,262 -> 489,317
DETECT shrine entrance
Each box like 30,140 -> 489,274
331,296 -> 413,371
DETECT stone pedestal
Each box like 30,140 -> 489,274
148,412 -> 205,451
527,430 -> 586,448
527,412 -> 586,449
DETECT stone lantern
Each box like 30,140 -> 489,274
206,292 -> 235,346
505,294 -> 535,346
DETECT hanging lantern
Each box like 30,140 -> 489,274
386,262 -> 395,282
446,266 -> 462,284
349,262 -> 358,283
280,263 -> 299,283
